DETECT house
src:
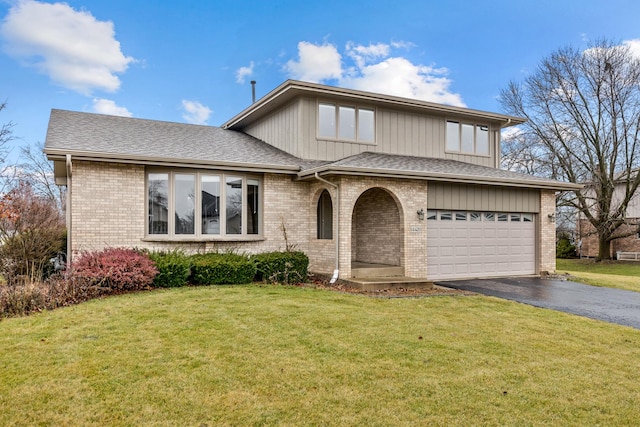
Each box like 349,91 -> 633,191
44,80 -> 580,282
578,178 -> 640,258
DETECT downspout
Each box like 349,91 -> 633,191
314,172 -> 340,283
497,118 -> 512,168
66,154 -> 72,265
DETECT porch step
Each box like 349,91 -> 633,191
351,263 -> 404,278
343,276 -> 434,292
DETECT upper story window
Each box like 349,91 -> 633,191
148,170 -> 261,239
318,102 -> 375,143
446,120 -> 490,156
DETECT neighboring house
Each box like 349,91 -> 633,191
578,181 -> 640,258
44,80 -> 580,281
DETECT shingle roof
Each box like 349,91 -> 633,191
44,109 -> 302,172
299,152 -> 581,190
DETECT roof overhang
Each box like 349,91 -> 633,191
223,80 -> 527,130
45,148 -> 301,176
298,166 -> 583,192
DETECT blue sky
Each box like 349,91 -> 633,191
2,0 -> 640,155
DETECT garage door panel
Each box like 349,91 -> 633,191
427,212 -> 536,280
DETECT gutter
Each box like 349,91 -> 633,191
314,172 -> 340,283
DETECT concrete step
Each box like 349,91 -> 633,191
352,265 -> 404,278
343,276 -> 434,292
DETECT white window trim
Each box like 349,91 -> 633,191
145,169 -> 263,242
317,101 -> 376,144
445,119 -> 492,157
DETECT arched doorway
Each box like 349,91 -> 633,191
351,187 -> 403,267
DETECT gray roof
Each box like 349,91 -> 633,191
44,109 -> 302,172
45,109 -> 579,191
299,152 -> 581,190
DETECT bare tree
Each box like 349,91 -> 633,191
500,39 -> 640,260
19,142 -> 66,212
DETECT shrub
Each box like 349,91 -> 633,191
251,251 -> 309,284
557,235 -> 577,259
71,248 -> 158,291
0,183 -> 66,285
189,253 -> 256,285
148,250 -> 192,288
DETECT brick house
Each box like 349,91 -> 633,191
578,180 -> 640,258
44,80 -> 579,281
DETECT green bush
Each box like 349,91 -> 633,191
251,251 -> 309,284
148,250 -> 192,288
557,235 -> 577,259
189,253 -> 256,285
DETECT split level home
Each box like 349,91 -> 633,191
44,80 -> 581,282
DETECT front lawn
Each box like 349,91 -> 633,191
556,258 -> 640,291
2,285 -> 640,425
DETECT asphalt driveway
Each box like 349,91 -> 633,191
435,277 -> 640,329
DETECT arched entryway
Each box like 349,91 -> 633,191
351,187 -> 403,268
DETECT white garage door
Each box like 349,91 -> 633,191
427,211 -> 536,280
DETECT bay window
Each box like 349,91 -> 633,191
147,170 -> 261,239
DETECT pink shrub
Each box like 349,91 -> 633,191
71,248 -> 158,291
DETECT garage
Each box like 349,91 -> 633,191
427,210 -> 536,280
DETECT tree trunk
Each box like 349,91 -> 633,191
596,235 -> 613,261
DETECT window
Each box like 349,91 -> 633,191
147,171 -> 260,239
446,120 -> 491,156
318,103 -> 375,142
523,214 -> 534,222
426,210 -> 437,220
497,213 -> 508,222
483,212 -> 495,221
440,212 -> 452,221
470,212 -> 481,221
455,212 -> 467,221
317,190 -> 333,239
510,213 -> 521,222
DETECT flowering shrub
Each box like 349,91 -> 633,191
71,248 -> 158,291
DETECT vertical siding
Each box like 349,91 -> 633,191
427,182 -> 541,212
244,99 -> 301,157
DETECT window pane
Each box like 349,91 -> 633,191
446,121 -> 459,151
461,123 -> 474,153
201,175 -> 220,235
470,212 -> 481,221
426,210 -> 437,220
440,212 -> 452,221
358,108 -> 375,142
497,213 -> 508,222
523,214 -> 534,222
338,106 -> 356,140
455,212 -> 467,221
174,174 -> 195,234
510,213 -> 521,222
317,190 -> 333,239
226,176 -> 243,234
477,125 -> 489,155
247,178 -> 260,235
484,212 -> 495,221
148,173 -> 168,234
318,103 -> 336,138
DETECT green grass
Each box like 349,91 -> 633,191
2,285 -> 640,426
557,258 -> 640,291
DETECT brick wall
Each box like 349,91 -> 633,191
352,188 -> 401,265
539,190 -> 556,273
69,162 -> 311,257
579,219 -> 640,257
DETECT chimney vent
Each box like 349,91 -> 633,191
251,80 -> 256,103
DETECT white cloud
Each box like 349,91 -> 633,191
623,39 -> 640,59
0,0 -> 134,95
284,40 -> 465,106
236,61 -> 254,84
92,99 -> 132,117
284,41 -> 342,82
181,100 -> 212,125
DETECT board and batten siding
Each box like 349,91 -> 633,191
427,182 -> 541,212
242,96 -> 501,167
243,99 -> 302,158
